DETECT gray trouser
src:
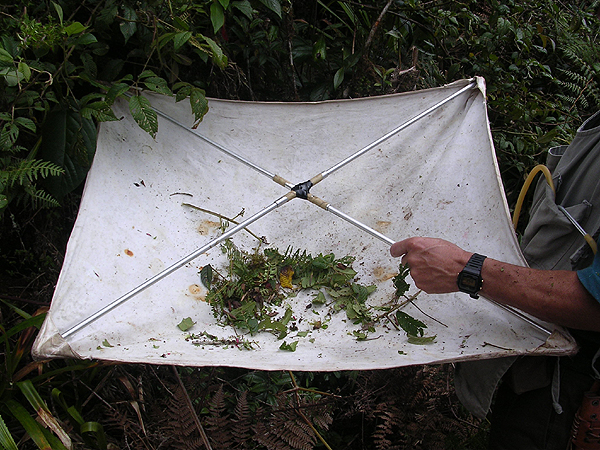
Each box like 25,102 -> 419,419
489,354 -> 596,450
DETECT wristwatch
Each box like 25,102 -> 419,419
457,253 -> 487,299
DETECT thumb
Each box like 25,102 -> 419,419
390,239 -> 410,258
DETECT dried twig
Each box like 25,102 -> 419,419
182,203 -> 266,243
364,0 -> 394,56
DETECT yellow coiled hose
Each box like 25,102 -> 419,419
512,164 -> 597,254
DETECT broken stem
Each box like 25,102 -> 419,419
182,203 -> 265,243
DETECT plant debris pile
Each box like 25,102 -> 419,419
196,239 -> 435,348
202,241 -> 378,340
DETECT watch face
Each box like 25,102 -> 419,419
460,276 -> 479,289
458,272 -> 481,294
458,254 -> 486,298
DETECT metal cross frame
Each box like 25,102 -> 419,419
61,79 -> 550,339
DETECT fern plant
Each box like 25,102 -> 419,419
0,158 -> 65,210
555,44 -> 600,113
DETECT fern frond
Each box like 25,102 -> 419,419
3,159 -> 64,188
310,410 -> 333,431
231,390 -> 252,446
163,382 -> 203,449
252,395 -> 318,450
555,36 -> 600,114
557,69 -> 589,85
205,385 -> 233,450
0,122 -> 19,151
27,189 -> 61,209
372,404 -> 401,450
279,420 -> 314,450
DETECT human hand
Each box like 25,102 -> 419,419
390,237 -> 472,294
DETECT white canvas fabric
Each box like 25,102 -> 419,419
32,78 -> 576,369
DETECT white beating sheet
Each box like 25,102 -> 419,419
32,78 -> 576,369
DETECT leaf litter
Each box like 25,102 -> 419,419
177,234 -> 436,351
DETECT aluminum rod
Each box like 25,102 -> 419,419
487,300 -> 551,336
318,80 -> 478,181
130,95 -> 295,189
326,204 -> 396,246
62,192 -> 296,338
557,205 -> 587,237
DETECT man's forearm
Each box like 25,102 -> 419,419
480,259 -> 600,332
390,237 -> 600,332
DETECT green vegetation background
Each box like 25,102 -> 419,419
1,0 -> 599,448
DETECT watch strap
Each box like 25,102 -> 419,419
464,253 -> 487,273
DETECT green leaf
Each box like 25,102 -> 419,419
138,69 -> 157,80
64,22 -> 87,36
0,313 -> 45,346
537,128 -> 558,144
84,103 -> 120,122
102,339 -> 113,347
0,68 -> 24,86
280,307 -> 293,325
129,95 -> 158,137
200,265 -> 213,289
1,122 -> 19,148
52,1 -> 64,25
189,87 -> 209,125
39,108 -> 97,202
232,0 -> 253,19
333,67 -> 344,89
0,413 -> 18,450
393,263 -> 411,297
312,291 -> 326,305
352,330 -> 368,340
119,5 -> 138,44
106,82 -> 130,104
173,31 -> 192,51
313,37 -> 327,61
143,76 -> 173,96
210,2 -> 225,33
174,82 -> 191,101
407,334 -> 437,345
173,17 -> 190,31
202,36 -> 227,68
74,33 -> 98,46
279,341 -> 297,352
396,311 -> 427,337
80,421 -> 108,450
156,32 -> 176,51
14,117 -> 36,133
178,317 -> 195,331
17,381 -> 72,449
17,380 -> 48,413
5,399 -> 53,450
17,62 -> 31,82
258,0 -> 282,18
258,317 -> 287,339
0,48 -> 13,62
